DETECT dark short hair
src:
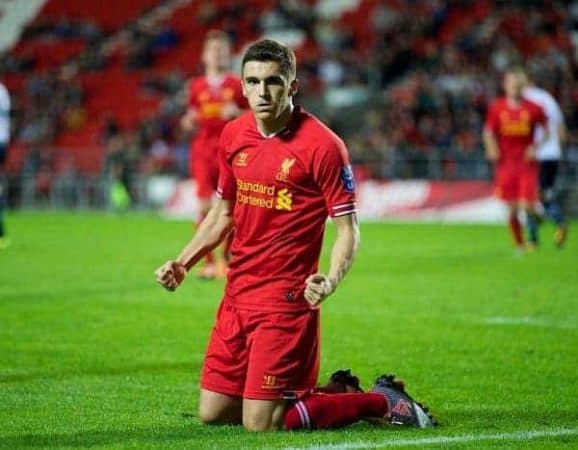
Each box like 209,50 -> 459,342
241,39 -> 296,79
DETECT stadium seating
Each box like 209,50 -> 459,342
4,0 -> 165,174
3,0 -> 576,181
36,0 -> 159,32
12,38 -> 86,70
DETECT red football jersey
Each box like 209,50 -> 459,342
188,74 -> 246,155
217,107 -> 357,312
484,98 -> 546,166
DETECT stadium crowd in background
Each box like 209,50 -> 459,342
1,1 -> 578,199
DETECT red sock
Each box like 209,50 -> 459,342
508,215 -> 524,246
284,392 -> 388,430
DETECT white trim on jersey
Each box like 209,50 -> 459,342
333,208 -> 357,217
332,202 -> 356,211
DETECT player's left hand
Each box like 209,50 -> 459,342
304,274 -> 336,306
155,260 -> 187,292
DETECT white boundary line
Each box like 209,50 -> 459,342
283,428 -> 578,450
484,316 -> 577,330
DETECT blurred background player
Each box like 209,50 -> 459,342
521,71 -> 569,248
180,30 -> 247,278
483,67 -> 548,251
0,81 -> 10,249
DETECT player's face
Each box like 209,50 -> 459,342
202,38 -> 231,71
242,60 -> 298,121
503,72 -> 523,99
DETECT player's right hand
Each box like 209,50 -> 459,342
155,261 -> 187,292
486,148 -> 499,162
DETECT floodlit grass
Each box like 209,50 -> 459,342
1,212 -> 577,449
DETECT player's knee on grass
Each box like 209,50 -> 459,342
198,389 -> 242,425
242,399 -> 285,432
198,405 -> 224,425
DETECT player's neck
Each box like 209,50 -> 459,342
506,96 -> 522,107
205,67 -> 226,81
256,104 -> 294,138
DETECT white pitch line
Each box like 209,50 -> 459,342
283,428 -> 578,450
485,316 -> 577,330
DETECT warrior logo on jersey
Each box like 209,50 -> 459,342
340,165 -> 355,193
235,152 -> 248,167
276,157 -> 296,182
261,374 -> 279,389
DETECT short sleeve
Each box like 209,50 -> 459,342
484,101 -> 499,133
312,136 -> 356,217
216,125 -> 236,201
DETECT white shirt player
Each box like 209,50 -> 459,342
0,82 -> 9,146
523,85 -> 564,161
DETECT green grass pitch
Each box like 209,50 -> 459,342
1,212 -> 577,449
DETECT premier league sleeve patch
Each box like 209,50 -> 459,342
340,165 -> 355,193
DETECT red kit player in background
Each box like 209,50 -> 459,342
156,40 -> 434,431
181,30 -> 247,279
483,67 -> 548,251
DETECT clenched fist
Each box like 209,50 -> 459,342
155,261 -> 187,291
304,274 -> 336,306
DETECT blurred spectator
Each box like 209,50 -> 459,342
103,135 -> 132,210
100,113 -> 121,143
52,153 -> 80,208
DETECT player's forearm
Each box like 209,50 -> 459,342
483,129 -> 499,159
327,216 -> 360,289
175,207 -> 232,271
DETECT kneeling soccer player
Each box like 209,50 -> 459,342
156,39 -> 435,431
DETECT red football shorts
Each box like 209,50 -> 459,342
190,140 -> 219,200
200,297 -> 320,400
494,164 -> 539,203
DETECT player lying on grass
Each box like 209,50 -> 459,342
156,39 -> 435,431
